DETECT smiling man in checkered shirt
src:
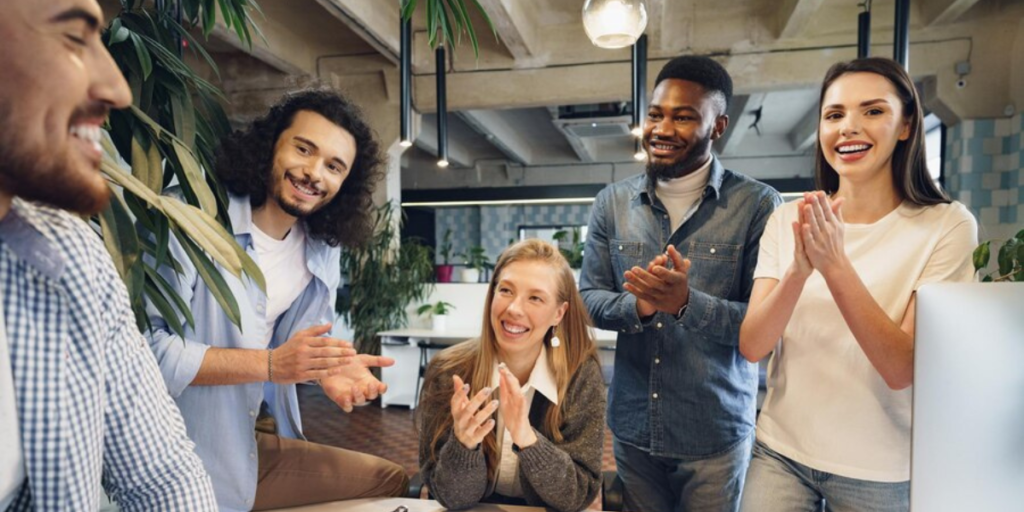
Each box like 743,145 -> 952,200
0,0 -> 217,510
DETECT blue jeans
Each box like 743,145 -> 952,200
739,440 -> 909,512
614,432 -> 753,512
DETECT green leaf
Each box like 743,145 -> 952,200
170,139 -> 217,215
110,18 -> 130,44
997,239 -> 1018,276
128,32 -> 153,80
144,277 -> 185,339
144,264 -> 196,329
972,241 -> 991,271
97,193 -> 141,289
173,226 -> 243,330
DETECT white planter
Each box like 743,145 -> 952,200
460,268 -> 480,283
432,314 -> 449,332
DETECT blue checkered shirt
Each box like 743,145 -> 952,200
0,199 -> 217,511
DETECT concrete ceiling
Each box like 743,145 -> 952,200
196,0 -> 1024,193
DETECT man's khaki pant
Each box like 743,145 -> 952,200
252,432 -> 409,510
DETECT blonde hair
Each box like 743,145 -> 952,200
419,239 -> 599,483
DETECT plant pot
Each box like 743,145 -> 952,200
432,314 -> 449,332
436,264 -> 454,283
460,268 -> 480,283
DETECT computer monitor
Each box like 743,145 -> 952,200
911,282 -> 1024,511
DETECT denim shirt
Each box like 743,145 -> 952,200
580,156 -> 781,459
144,194 -> 340,512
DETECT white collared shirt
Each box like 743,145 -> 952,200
1,286 -> 26,508
492,346 -> 559,497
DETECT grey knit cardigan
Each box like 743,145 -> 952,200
418,355 -> 606,512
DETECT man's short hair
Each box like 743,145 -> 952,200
655,55 -> 733,113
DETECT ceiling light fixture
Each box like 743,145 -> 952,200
582,0 -> 648,49
436,44 -> 449,167
400,15 -> 413,147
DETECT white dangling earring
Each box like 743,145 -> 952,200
550,327 -> 561,348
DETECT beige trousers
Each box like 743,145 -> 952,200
252,432 -> 409,510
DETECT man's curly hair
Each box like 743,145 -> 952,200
215,89 -> 385,248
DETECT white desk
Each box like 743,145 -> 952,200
269,496 -> 595,511
378,328 -> 617,409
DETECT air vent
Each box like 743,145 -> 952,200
564,122 -> 632,138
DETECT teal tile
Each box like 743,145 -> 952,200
1007,171 -> 1019,189
1000,206 -> 1016,224
962,172 -> 982,189
975,189 -> 992,207
1019,187 -> 1024,205
975,155 -> 993,172
1011,135 -> 1021,154
968,138 -> 984,156
975,119 -> 995,138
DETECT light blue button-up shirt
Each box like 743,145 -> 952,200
145,193 -> 340,511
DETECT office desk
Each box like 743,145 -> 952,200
378,328 -> 617,409
269,496 -> 591,511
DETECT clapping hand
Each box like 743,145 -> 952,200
623,245 -> 692,316
320,354 -> 394,412
498,366 -> 538,449
271,324 -> 357,384
450,375 -> 498,450
797,191 -> 848,278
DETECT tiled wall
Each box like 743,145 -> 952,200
945,113 -> 1024,238
435,204 -> 592,264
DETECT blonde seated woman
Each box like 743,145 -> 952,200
417,239 -> 605,512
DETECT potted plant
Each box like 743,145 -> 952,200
417,301 -> 456,332
457,246 -> 492,283
435,229 -> 455,283
338,203 -> 435,354
554,227 -> 585,281
973,229 -> 1024,282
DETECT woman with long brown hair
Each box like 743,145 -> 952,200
417,239 -> 604,512
738,57 -> 977,511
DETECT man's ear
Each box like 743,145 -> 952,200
711,115 -> 730,141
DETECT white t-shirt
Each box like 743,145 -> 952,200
492,346 -> 559,497
654,157 -> 711,233
251,223 -> 314,343
0,298 -> 26,509
753,200 -> 977,482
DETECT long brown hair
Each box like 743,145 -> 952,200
814,57 -> 949,206
418,239 -> 599,483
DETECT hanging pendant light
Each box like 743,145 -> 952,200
582,0 -> 648,49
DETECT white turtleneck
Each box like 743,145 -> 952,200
654,157 -> 712,233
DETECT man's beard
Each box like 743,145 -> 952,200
270,174 -> 326,219
0,100 -> 110,215
645,131 -> 713,182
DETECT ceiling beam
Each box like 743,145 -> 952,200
788,103 -> 820,153
314,0 -> 400,64
476,0 -> 538,59
776,0 -> 826,39
920,0 -> 982,26
714,93 -> 766,157
457,110 -> 535,165
412,38 -> 967,112
415,117 -> 475,168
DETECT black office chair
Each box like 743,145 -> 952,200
413,340 -> 446,409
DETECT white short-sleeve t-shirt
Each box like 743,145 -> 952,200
753,200 -> 977,482
251,223 -> 314,343
1,298 -> 26,509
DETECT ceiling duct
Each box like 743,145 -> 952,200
553,102 -> 633,139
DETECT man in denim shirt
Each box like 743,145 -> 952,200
145,91 -> 408,511
580,56 -> 781,511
